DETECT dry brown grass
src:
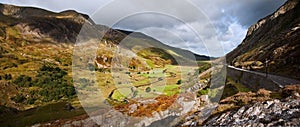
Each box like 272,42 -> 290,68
114,95 -> 178,117
257,89 -> 271,97
281,84 -> 300,98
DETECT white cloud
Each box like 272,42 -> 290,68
218,22 -> 247,53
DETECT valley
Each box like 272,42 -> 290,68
1,0 -> 300,126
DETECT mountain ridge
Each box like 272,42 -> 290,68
0,3 -> 211,60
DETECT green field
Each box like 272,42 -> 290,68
96,62 -> 201,102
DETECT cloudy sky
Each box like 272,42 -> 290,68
1,0 -> 286,56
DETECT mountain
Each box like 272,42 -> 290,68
114,28 -> 212,61
0,4 -> 95,43
0,3 -> 213,126
226,0 -> 300,80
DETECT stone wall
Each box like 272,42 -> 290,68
227,67 -> 280,91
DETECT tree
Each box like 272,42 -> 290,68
176,79 -> 182,85
145,87 -> 151,93
34,65 -> 77,102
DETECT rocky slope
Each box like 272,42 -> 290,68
226,0 -> 300,80
204,85 -> 300,126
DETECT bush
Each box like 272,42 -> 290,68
88,63 -> 95,71
12,94 -> 26,103
26,98 -> 36,105
176,80 -> 182,85
198,88 -> 210,96
145,87 -> 151,93
13,75 -> 33,87
4,74 -> 12,80
132,91 -> 138,98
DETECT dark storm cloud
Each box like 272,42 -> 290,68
198,0 -> 287,26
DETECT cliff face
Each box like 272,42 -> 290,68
226,0 -> 300,79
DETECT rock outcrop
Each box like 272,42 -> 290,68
204,95 -> 300,126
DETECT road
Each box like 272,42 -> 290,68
228,65 -> 300,88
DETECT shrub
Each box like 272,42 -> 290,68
26,98 -> 36,105
4,74 -> 12,80
145,87 -> 151,93
12,94 -> 26,103
13,75 -> 33,87
198,88 -> 210,96
176,79 -> 182,85
132,91 -> 138,98
88,63 -> 95,71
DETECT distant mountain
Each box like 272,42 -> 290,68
115,29 -> 212,61
226,0 -> 300,80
